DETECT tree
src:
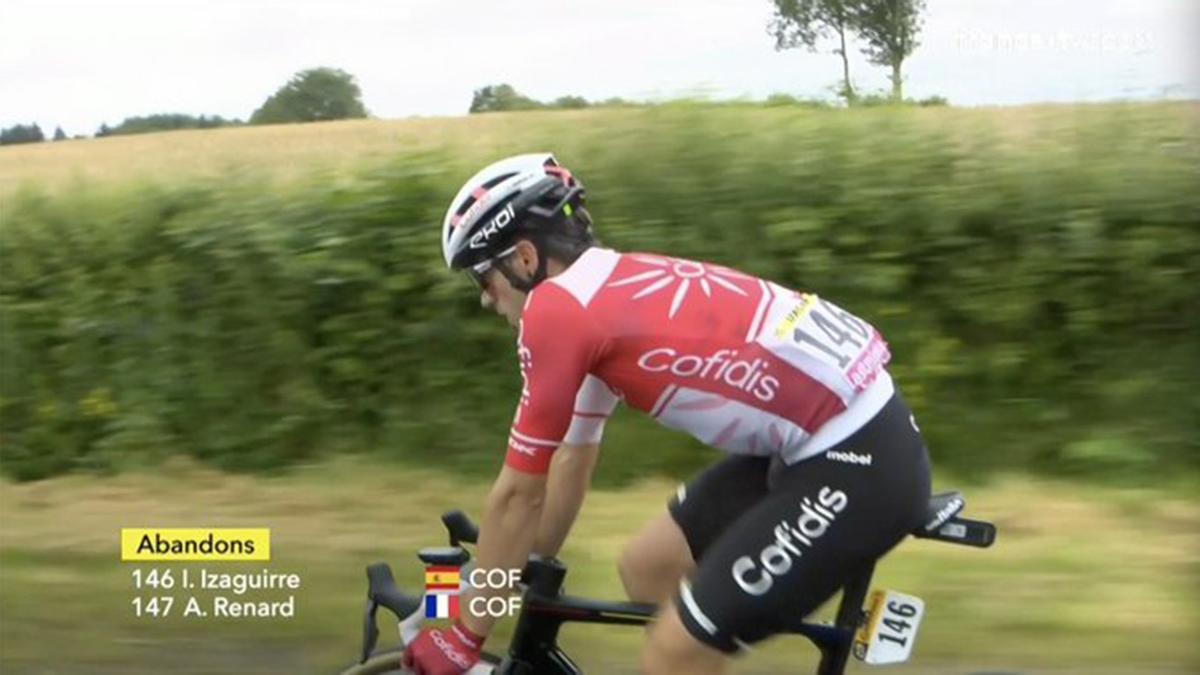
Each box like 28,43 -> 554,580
0,123 -> 44,145
250,67 -> 369,125
52,126 -> 67,141
769,0 -> 859,102
468,84 -> 543,113
851,0 -> 926,100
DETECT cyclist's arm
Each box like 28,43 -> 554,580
533,441 -> 600,558
461,464 -> 547,637
462,285 -> 604,638
533,374 -> 619,557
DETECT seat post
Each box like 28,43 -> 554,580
815,561 -> 875,675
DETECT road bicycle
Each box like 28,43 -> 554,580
338,490 -> 995,674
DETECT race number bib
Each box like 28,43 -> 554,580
773,294 -> 890,391
853,589 -> 925,665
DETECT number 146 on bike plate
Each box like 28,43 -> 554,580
853,589 -> 925,665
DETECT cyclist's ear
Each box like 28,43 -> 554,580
512,240 -> 540,278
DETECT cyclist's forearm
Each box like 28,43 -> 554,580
463,466 -> 546,637
533,443 -> 598,558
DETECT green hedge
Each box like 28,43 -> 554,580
2,104 -> 1197,482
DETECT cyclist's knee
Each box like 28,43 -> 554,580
619,513 -> 693,604
618,551 -> 666,602
617,545 -> 637,596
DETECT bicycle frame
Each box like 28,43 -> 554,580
356,497 -> 995,675
492,555 -> 871,675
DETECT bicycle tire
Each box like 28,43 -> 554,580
336,646 -> 503,675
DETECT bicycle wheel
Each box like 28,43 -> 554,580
336,646 -> 503,675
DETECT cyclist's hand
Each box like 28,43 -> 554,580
402,622 -> 484,675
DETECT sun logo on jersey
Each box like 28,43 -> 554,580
607,255 -> 751,319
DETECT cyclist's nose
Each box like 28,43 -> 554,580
480,289 -> 494,310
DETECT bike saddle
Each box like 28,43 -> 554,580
920,491 -> 965,533
911,491 -> 996,548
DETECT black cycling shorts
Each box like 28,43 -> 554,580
667,391 -> 931,653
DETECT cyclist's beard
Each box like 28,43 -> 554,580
503,292 -> 528,328
493,260 -> 534,327
488,284 -> 527,329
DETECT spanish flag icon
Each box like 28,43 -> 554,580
424,565 -> 461,619
425,565 -> 461,591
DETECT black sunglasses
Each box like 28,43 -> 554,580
465,245 -> 518,289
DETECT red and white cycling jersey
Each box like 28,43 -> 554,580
505,248 -> 896,474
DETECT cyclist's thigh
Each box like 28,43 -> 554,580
668,454 -> 772,562
621,509 -> 695,604
674,396 -> 932,653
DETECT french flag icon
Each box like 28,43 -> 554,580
425,593 -> 460,619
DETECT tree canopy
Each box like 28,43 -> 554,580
0,123 -> 44,145
469,84 -> 544,113
250,68 -> 369,125
768,0 -> 928,102
853,0 -> 926,100
769,0 -> 859,102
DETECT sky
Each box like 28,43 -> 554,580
1,0 -> 1196,136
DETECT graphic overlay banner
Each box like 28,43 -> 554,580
120,528 -> 271,561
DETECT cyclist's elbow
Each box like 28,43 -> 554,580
490,466 -> 548,513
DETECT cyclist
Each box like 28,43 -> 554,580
403,154 -> 932,675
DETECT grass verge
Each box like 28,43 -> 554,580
1,456 -> 1197,674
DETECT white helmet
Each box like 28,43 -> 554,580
441,153 -> 586,272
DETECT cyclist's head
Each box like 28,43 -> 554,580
441,153 -> 596,323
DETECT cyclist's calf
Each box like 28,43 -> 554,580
619,510 -> 695,605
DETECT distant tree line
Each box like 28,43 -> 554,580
763,91 -> 945,107
468,84 -> 946,114
1,67 -> 369,144
3,60 -> 949,145
94,114 -> 243,138
469,84 -> 633,113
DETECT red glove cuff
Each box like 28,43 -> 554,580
450,621 -> 485,651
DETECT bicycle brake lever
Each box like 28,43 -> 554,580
398,602 -> 424,645
361,599 -> 380,664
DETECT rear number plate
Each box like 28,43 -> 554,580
853,589 -> 924,665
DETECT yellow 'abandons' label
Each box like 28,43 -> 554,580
121,528 -> 271,561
